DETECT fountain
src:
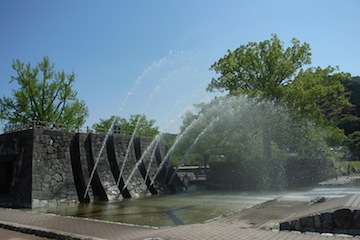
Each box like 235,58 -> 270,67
1,51 -> 354,229
168,119 -> 216,184
70,51 -> 344,206
81,54 -> 208,200
169,95 -> 338,190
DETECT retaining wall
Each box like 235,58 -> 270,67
280,208 -> 360,236
0,128 -> 185,208
0,130 -> 33,208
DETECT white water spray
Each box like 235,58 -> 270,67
121,134 -> 161,191
116,114 -> 144,187
83,56 -> 169,200
150,114 -> 205,186
168,119 -> 216,184
144,136 -> 160,182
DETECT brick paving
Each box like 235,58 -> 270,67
1,194 -> 360,240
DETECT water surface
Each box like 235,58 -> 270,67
34,184 -> 360,227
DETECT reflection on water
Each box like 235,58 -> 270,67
34,184 -> 360,227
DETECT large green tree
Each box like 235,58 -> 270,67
174,35 -> 354,188
283,66 -> 351,146
207,34 -> 313,161
283,66 -> 351,124
207,35 -> 351,160
207,34 -> 312,99
0,56 -> 88,131
329,76 -> 360,160
207,34 -> 351,122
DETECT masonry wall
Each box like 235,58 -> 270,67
0,130 -> 33,208
0,128 -> 185,208
111,134 -> 150,198
32,128 -> 78,207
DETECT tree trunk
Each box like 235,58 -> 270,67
262,112 -> 271,162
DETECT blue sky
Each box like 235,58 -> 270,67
1,0 -> 359,133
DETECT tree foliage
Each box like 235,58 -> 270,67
336,77 -> 360,135
207,35 -> 351,146
174,35 -> 354,188
347,131 -> 360,159
207,34 -> 311,99
92,114 -> 159,137
0,56 -> 88,131
283,66 -> 351,123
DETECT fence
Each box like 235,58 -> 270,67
2,119 -> 155,138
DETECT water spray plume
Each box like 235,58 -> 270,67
144,136 -> 160,182
151,114 -> 205,186
121,135 -> 160,192
168,119 -> 216,184
82,56 -> 168,201
117,114 -> 144,187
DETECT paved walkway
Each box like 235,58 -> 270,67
1,194 -> 360,240
0,227 -> 50,240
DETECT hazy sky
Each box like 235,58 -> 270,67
1,0 -> 359,133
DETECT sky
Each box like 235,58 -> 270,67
1,0 -> 359,133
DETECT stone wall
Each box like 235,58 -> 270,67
32,128 -> 78,207
280,208 -> 360,236
0,128 -> 185,208
0,130 -> 33,208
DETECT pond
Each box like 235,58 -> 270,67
33,181 -> 360,227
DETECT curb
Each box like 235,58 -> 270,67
0,220 -> 106,240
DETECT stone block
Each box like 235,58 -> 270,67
353,210 -> 360,229
46,146 -> 53,154
291,220 -> 302,231
50,179 -> 57,187
42,183 -> 50,189
44,175 -> 51,183
53,173 -> 63,182
321,212 -> 334,231
32,190 -> 44,199
279,221 -> 291,230
332,209 -> 354,229
300,216 -> 315,232
314,214 -> 322,230
348,228 -> 360,236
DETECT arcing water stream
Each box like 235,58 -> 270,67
62,50 -> 360,229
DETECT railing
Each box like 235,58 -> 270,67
2,119 -> 157,138
1,119 -> 94,134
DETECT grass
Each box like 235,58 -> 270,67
335,161 -> 360,175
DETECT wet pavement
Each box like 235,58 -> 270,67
1,175 -> 360,240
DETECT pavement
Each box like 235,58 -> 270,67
1,175 -> 360,240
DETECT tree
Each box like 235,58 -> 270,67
92,115 -> 125,132
315,76 -> 360,159
92,114 -> 159,137
127,114 -> 159,136
207,35 -> 351,161
207,34 -> 313,161
347,131 -> 360,160
176,95 -> 335,189
335,76 -> 360,135
207,34 -> 311,99
0,56 -> 88,131
284,66 -> 351,124
174,35 -> 354,189
283,66 -> 351,146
